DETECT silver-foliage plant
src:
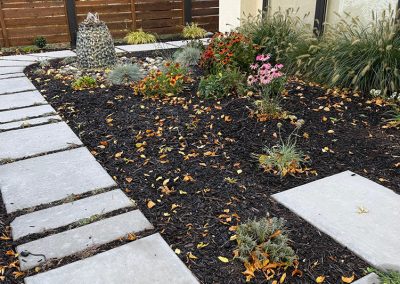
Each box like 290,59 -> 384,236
108,64 -> 144,85
76,13 -> 117,69
173,46 -> 202,67
236,217 -> 297,265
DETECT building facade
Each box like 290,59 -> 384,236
219,0 -> 399,33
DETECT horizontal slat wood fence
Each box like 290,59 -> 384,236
0,0 -> 219,47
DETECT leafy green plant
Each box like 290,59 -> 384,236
239,9 -> 313,69
297,7 -> 400,95
182,22 -> 207,39
198,68 -> 245,99
367,268 -> 400,283
72,76 -> 97,90
256,122 -> 307,177
124,29 -> 156,44
108,64 -> 143,85
173,46 -> 202,66
134,62 -> 189,97
235,217 -> 297,282
34,36 -> 47,49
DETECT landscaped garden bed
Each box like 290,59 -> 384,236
21,43 -> 399,282
1,9 -> 399,284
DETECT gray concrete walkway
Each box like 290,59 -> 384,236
0,44 -> 200,283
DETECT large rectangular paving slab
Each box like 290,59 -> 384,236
17,210 -> 153,270
353,273 -> 380,284
0,73 -> 25,80
0,66 -> 26,75
272,171 -> 400,272
0,147 -> 116,213
11,189 -> 134,240
0,115 -> 61,131
0,104 -> 54,123
24,233 -> 199,284
0,77 -> 36,94
0,90 -> 46,111
27,50 -> 76,60
0,122 -> 82,160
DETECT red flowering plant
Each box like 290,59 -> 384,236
200,32 -> 259,74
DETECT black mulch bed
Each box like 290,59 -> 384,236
17,51 -> 400,283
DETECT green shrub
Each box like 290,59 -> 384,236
198,68 -> 245,99
182,22 -> 207,39
34,36 -> 47,49
173,46 -> 202,66
124,29 -> 156,44
256,122 -> 307,177
239,9 -> 313,69
298,7 -> 400,95
108,64 -> 143,85
72,76 -> 97,90
236,217 -> 297,265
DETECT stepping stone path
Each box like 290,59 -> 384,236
0,47 -> 200,283
273,171 -> 400,275
24,234 -> 199,284
0,122 -> 82,160
0,90 -> 46,111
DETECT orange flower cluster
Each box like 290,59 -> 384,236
134,62 -> 188,97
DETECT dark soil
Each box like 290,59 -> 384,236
16,51 -> 400,283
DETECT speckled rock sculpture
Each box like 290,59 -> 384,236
76,13 -> 117,69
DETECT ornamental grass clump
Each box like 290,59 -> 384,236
235,217 -> 298,282
297,7 -> 400,95
124,29 -> 156,44
108,64 -> 143,85
256,121 -> 307,177
248,54 -> 286,118
182,22 -> 207,39
239,9 -> 314,70
134,62 -> 189,97
173,46 -> 202,67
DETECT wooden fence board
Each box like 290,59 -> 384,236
0,0 -> 219,47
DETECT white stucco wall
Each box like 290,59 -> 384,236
224,0 -> 400,33
326,0 -> 398,25
219,0 -> 263,32
269,0 -> 317,27
219,0 -> 242,32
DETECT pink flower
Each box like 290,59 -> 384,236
256,54 -> 271,62
250,63 -> 259,70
